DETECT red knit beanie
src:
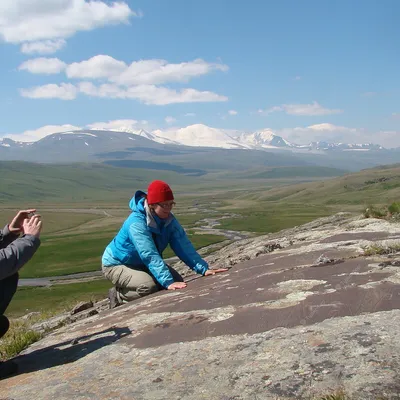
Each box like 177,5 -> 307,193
147,180 -> 174,204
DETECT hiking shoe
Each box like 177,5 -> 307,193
0,360 -> 18,380
0,315 -> 10,339
108,287 -> 120,309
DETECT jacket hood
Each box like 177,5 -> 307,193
129,190 -> 146,212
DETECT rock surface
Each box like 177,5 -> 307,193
1,213 -> 400,399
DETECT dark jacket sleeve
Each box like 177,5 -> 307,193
0,225 -> 20,249
0,232 -> 41,280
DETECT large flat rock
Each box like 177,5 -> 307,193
1,214 -> 400,399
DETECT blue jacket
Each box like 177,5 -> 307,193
102,191 -> 209,288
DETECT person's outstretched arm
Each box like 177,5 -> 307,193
169,221 -> 210,274
170,221 -> 229,276
0,214 -> 42,280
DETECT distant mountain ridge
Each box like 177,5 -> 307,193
236,129 -> 295,149
1,124 -> 398,172
0,123 -> 385,152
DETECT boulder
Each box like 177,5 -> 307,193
70,301 -> 94,315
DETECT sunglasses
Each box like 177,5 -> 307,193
156,201 -> 176,209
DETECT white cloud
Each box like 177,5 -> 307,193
78,81 -> 104,96
22,55 -> 228,85
165,116 -> 177,124
67,55 -> 127,79
184,113 -> 196,117
392,113 -> 400,119
20,83 -> 77,100
306,123 -> 356,132
259,102 -> 343,116
78,82 -> 228,105
0,0 -> 137,44
19,54 -> 229,105
228,110 -> 238,116
20,39 -> 66,54
375,131 -> 400,148
3,124 -> 81,142
87,119 -> 139,131
258,106 -> 283,115
279,123 -> 373,145
283,102 -> 343,116
20,81 -> 227,105
127,86 -> 228,105
78,81 -> 127,98
270,124 -> 400,148
19,57 -> 66,74
111,58 -> 228,86
293,76 -> 301,81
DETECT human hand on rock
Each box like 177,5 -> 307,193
204,268 -> 229,276
167,282 -> 187,290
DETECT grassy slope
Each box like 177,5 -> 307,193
0,162 -> 196,204
211,165 -> 400,232
218,166 -> 347,179
256,164 -> 400,205
6,280 -> 113,318
0,161 -> 347,205
217,203 -> 331,233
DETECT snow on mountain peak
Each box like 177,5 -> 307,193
154,124 -> 250,149
238,129 -> 293,148
253,129 -> 277,142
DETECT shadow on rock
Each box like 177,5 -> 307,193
13,326 -> 131,376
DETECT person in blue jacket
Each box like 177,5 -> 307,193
102,180 -> 228,308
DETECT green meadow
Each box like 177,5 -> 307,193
6,280 -> 113,318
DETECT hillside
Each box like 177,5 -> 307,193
2,160 -> 399,210
191,164 -> 400,235
0,161 -> 347,204
247,164 -> 400,207
0,162 -> 198,204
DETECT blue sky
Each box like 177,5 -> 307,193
0,0 -> 399,146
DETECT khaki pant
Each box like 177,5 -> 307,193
102,264 -> 183,303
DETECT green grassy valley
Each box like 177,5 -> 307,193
0,160 -> 348,204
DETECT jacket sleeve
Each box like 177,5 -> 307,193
0,225 -> 20,249
129,219 -> 175,288
169,221 -> 209,275
0,234 -> 41,280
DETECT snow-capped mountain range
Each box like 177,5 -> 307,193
0,123 -> 385,152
